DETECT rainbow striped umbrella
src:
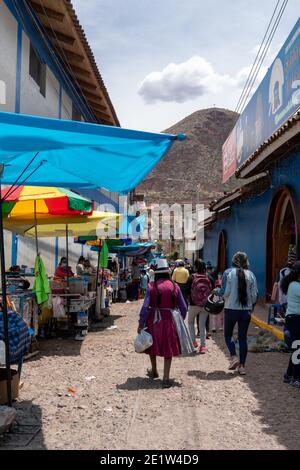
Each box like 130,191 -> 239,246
1,186 -> 93,219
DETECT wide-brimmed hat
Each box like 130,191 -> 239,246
153,258 -> 170,273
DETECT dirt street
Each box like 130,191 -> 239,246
1,301 -> 300,450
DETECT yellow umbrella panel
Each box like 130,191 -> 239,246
4,211 -> 122,238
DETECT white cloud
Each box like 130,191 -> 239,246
138,56 -> 235,104
138,53 -> 277,106
235,64 -> 268,88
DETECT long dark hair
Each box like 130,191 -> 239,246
194,259 -> 206,274
232,252 -> 249,307
281,261 -> 300,295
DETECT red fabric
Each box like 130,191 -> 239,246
46,196 -> 92,215
145,280 -> 181,358
1,186 -> 23,200
54,266 -> 74,278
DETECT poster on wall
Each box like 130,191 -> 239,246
223,17 -> 300,182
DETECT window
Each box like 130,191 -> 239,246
29,44 -> 46,97
72,104 -> 82,121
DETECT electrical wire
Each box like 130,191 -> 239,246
237,0 -> 289,115
235,0 -> 281,114
235,0 -> 289,116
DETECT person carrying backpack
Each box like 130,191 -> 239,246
187,259 -> 213,354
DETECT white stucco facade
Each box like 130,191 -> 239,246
0,0 -> 98,275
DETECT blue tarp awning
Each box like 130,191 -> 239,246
0,111 -> 185,193
91,241 -> 155,257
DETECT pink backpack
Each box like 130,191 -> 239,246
191,274 -> 212,307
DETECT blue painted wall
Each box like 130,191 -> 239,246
203,150 -> 300,297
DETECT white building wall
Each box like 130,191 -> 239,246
0,1 -> 93,275
20,34 -> 60,118
61,89 -> 72,120
0,1 -> 17,112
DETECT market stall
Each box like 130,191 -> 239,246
0,109 -> 185,405
4,211 -> 121,338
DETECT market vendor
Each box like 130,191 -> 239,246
55,257 -> 74,278
83,258 -> 93,274
76,256 -> 86,275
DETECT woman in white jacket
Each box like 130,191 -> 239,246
217,252 -> 257,375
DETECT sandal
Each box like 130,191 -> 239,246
162,379 -> 172,388
146,369 -> 159,379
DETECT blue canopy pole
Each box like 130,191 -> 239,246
0,176 -> 12,406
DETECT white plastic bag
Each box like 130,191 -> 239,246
134,328 -> 153,353
52,296 -> 65,319
171,309 -> 194,356
0,340 -> 6,364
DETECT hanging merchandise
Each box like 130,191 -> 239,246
0,109 -> 185,405
51,297 -> 65,319
33,255 -> 50,305
0,340 -> 5,364
0,311 -> 31,365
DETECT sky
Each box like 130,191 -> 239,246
72,0 -> 299,132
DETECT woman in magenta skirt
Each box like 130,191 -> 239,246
138,258 -> 188,388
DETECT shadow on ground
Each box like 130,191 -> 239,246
188,370 -> 237,381
0,401 -> 46,450
89,314 -> 124,333
117,377 -> 182,391
26,314 -> 125,362
26,337 -> 83,361
209,332 -> 300,450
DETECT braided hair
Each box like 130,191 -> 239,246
232,252 -> 249,308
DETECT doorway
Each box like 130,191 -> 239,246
266,187 -> 299,299
217,231 -> 227,274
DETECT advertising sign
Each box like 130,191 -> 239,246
223,17 -> 300,182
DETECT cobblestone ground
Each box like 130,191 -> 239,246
1,301 -> 300,450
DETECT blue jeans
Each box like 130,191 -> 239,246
224,308 -> 251,366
